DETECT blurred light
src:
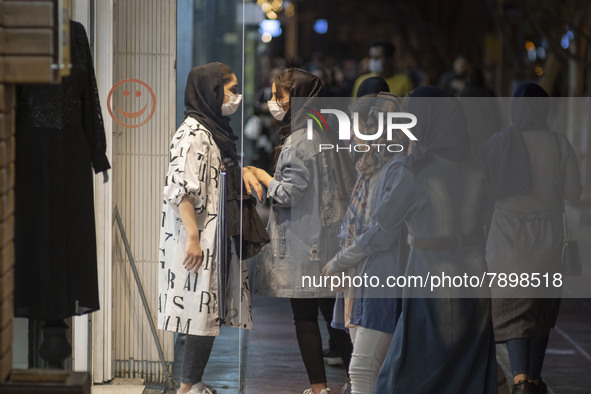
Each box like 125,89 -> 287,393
537,47 -> 546,59
271,0 -> 283,12
561,34 -> 570,49
261,3 -> 271,12
525,41 -> 535,51
257,0 -> 265,4
266,10 -> 278,19
259,19 -> 282,37
314,19 -> 328,34
527,50 -> 537,62
261,32 -> 272,43
535,66 -> 544,76
541,39 -> 548,49
285,2 -> 295,17
562,28 -> 574,50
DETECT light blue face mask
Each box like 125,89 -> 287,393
368,59 -> 384,73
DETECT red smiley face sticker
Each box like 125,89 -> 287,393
107,78 -> 156,128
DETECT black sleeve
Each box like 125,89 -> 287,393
75,21 -> 111,173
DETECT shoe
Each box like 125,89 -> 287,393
199,387 -> 215,394
325,357 -> 344,366
341,381 -> 351,394
323,348 -> 344,366
530,380 -> 548,394
188,383 -> 216,394
512,380 -> 534,394
303,389 -> 331,394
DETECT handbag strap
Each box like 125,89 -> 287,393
562,210 -> 569,245
552,132 -> 569,245
552,131 -> 565,172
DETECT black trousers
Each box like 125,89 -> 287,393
180,334 -> 215,384
290,297 -> 353,384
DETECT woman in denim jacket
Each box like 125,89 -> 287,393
248,68 -> 354,394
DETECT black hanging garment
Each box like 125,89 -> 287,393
14,21 -> 110,320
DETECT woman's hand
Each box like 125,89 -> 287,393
183,234 -> 203,273
244,166 -> 260,178
178,196 -> 202,272
323,261 -> 349,293
322,261 -> 335,276
243,167 -> 264,203
245,166 -> 274,188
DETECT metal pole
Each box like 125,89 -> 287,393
113,205 -> 175,390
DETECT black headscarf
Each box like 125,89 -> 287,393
478,83 -> 549,200
511,82 -> 550,131
184,62 -> 268,259
184,63 -> 239,160
274,68 -> 356,230
356,76 -> 390,97
277,68 -> 324,145
404,86 -> 470,172
350,76 -> 390,128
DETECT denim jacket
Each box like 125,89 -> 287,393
254,128 -> 344,298
327,156 -> 408,332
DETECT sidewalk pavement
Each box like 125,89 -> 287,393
138,203 -> 591,394
241,297 -> 348,394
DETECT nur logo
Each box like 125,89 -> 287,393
304,108 -> 418,153
304,107 -> 329,132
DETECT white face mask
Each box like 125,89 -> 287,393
221,93 -> 242,116
268,100 -> 288,121
368,59 -> 383,74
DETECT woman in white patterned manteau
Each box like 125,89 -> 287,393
158,62 -> 266,394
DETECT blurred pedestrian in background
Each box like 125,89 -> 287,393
480,83 -> 582,394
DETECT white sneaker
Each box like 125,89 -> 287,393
178,383 -> 215,394
341,382 -> 351,394
192,383 -> 215,394
303,389 -> 331,394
